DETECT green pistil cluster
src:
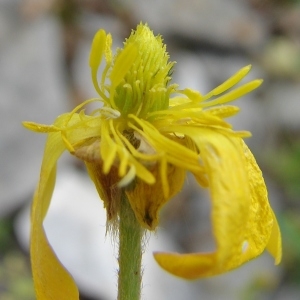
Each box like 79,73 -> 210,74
113,24 -> 176,118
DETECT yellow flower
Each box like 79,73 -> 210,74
23,23 -> 281,298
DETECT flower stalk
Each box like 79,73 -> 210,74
118,191 -> 143,300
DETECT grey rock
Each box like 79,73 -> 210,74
130,0 -> 269,52
72,13 -> 125,104
264,81 -> 300,133
0,12 -> 69,216
274,285 -> 300,300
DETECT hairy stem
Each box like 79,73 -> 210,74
118,192 -> 143,300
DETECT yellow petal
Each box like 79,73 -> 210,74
155,128 -> 251,278
129,115 -> 203,174
31,120 -> 79,298
22,122 -> 60,133
266,210 -> 282,264
154,128 -> 281,279
89,29 -> 107,69
154,252 -> 217,279
201,79 -> 263,108
203,65 -> 252,100
89,29 -> 108,99
241,141 -> 282,264
110,43 -> 138,89
180,88 -> 203,102
30,112 -> 104,298
100,120 -> 118,174
205,105 -> 240,119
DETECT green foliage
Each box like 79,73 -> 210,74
265,138 -> 300,283
0,218 -> 15,253
265,141 -> 300,201
0,217 -> 35,299
280,213 -> 300,282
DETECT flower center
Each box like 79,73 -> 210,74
110,24 -> 177,118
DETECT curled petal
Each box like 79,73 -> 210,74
155,128 -> 250,278
89,29 -> 107,99
266,210 -> 282,264
154,129 -> 281,279
241,141 -> 282,264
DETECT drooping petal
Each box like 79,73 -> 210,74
28,111 -> 106,299
154,127 -> 281,279
154,128 -> 251,279
241,140 -> 282,264
266,210 -> 282,264
30,121 -> 79,299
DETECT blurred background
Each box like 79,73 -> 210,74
1,0 -> 300,299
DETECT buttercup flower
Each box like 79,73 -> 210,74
24,23 -> 281,298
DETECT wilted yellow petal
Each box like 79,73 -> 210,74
31,123 -> 79,298
155,128 -> 250,278
30,112 -> 106,298
241,141 -> 282,264
266,210 -> 282,264
154,129 -> 281,279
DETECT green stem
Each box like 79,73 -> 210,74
118,192 -> 143,300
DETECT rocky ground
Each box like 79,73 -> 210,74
1,0 -> 300,299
